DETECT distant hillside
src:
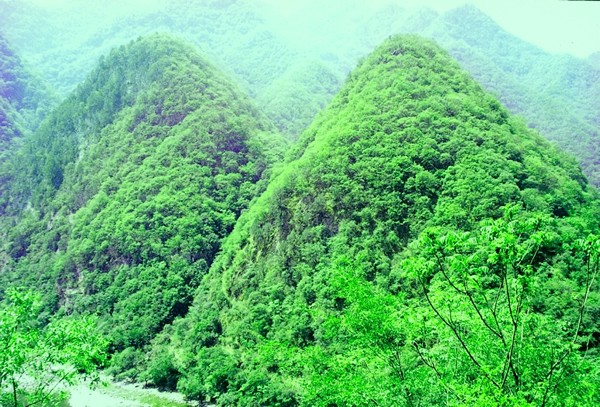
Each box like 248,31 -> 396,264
0,34 -> 55,151
0,35 -> 285,366
257,60 -> 340,137
428,5 -> 600,187
5,1 -> 597,166
0,0 -> 337,139
152,35 -> 600,406
0,33 -> 56,217
338,4 -> 600,187
588,51 -> 600,68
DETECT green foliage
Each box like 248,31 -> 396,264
0,288 -> 107,407
0,34 -> 56,145
403,206 -> 600,405
142,350 -> 180,390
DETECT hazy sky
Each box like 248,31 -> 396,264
28,0 -> 600,58
434,0 -> 600,58
261,0 -> 600,58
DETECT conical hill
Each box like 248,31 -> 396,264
1,34 -> 285,357
166,35 -> 600,406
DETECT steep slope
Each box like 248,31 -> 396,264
156,35 -> 600,406
0,34 -> 284,365
344,4 -> 600,187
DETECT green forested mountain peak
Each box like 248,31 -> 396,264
10,33 -> 275,210
423,6 -> 600,186
154,34 -> 600,406
0,5 -> 599,404
1,33 -> 285,368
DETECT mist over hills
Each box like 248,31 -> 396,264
1,1 -> 599,184
0,0 -> 339,139
0,33 -> 56,222
0,1 -> 599,406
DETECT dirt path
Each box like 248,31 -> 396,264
68,384 -> 144,407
